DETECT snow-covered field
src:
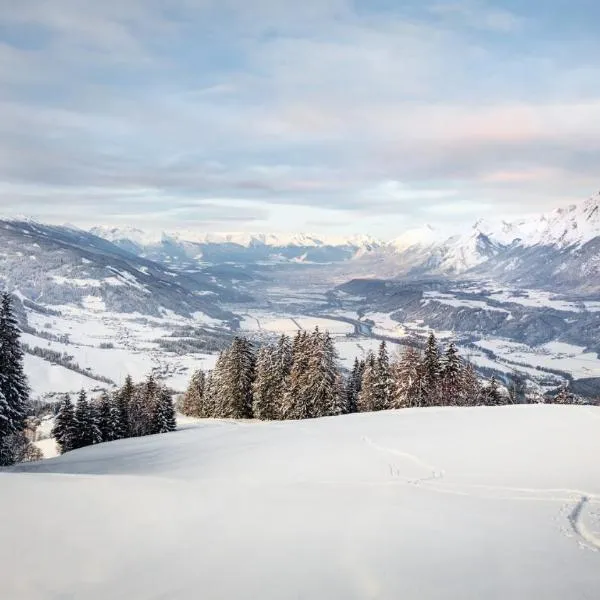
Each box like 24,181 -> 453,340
24,305 -> 219,398
238,311 -> 354,335
3,405 -> 600,599
476,339 -> 600,380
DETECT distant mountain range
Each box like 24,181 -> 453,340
90,192 -> 600,293
1,192 -> 599,321
0,219 -> 244,319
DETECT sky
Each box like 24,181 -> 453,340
0,0 -> 599,239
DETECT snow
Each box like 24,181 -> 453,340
475,339 -> 600,380
24,354 -> 104,397
423,291 -> 511,314
238,312 -> 353,335
2,406 -> 600,599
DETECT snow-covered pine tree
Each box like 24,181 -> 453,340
390,346 -> 423,408
153,387 -> 177,433
552,384 -> 575,405
440,342 -> 462,406
459,362 -> 481,406
480,376 -> 505,406
507,373 -> 528,405
96,391 -> 114,442
210,348 -> 229,418
252,345 -> 281,420
108,392 -> 124,439
357,352 -> 378,412
374,341 -> 392,410
346,358 -> 365,414
305,330 -> 344,417
203,371 -> 217,417
0,293 -> 29,464
182,370 -> 206,417
73,390 -> 102,449
273,334 -> 293,418
217,337 -> 255,419
281,331 -> 311,420
131,375 -> 160,436
115,375 -> 134,438
51,394 -> 77,454
422,332 -> 441,406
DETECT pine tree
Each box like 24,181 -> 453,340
273,334 -> 293,418
422,332 -> 441,406
507,373 -> 527,405
390,346 -> 424,408
216,337 -> 255,419
346,358 -> 365,414
73,390 -> 101,448
374,341 -> 392,410
115,375 -> 134,438
0,293 -> 29,464
459,362 -> 481,406
203,371 -> 217,417
153,387 -> 177,433
553,384 -> 575,405
182,370 -> 206,417
357,352 -> 379,412
281,331 -> 312,420
130,375 -> 159,436
480,376 -> 505,406
96,391 -> 114,442
252,345 -> 281,420
440,342 -> 462,406
304,330 -> 344,417
51,394 -> 77,454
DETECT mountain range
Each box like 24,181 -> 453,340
1,192 -> 599,323
91,192 -> 600,294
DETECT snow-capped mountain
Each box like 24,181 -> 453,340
0,219 -> 242,318
90,226 -> 383,267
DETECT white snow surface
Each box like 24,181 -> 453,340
3,405 -> 600,600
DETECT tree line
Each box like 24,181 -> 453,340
52,375 -> 176,454
180,329 -> 524,421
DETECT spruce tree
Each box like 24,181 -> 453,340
480,376 -> 505,406
440,342 -> 462,406
305,330 -> 344,417
216,337 -> 255,419
460,362 -> 481,407
346,358 -> 365,414
203,371 -> 217,417
96,391 -> 114,442
252,345 -> 281,420
116,375 -> 134,438
0,293 -> 29,463
374,341 -> 392,410
422,332 -> 441,406
73,390 -> 101,448
357,352 -> 378,412
182,370 -> 206,417
153,387 -> 177,433
391,346 -> 424,408
553,384 -> 575,405
51,394 -> 77,454
281,331 -> 311,420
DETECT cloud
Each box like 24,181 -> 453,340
428,1 -> 523,32
0,0 -> 599,235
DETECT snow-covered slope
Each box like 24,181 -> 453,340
0,219 -> 241,317
3,405 -> 600,599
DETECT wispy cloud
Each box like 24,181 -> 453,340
0,0 -> 599,235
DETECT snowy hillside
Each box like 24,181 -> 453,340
0,219 -> 242,317
3,405 -> 600,599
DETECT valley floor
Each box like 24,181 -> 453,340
2,405 -> 600,599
